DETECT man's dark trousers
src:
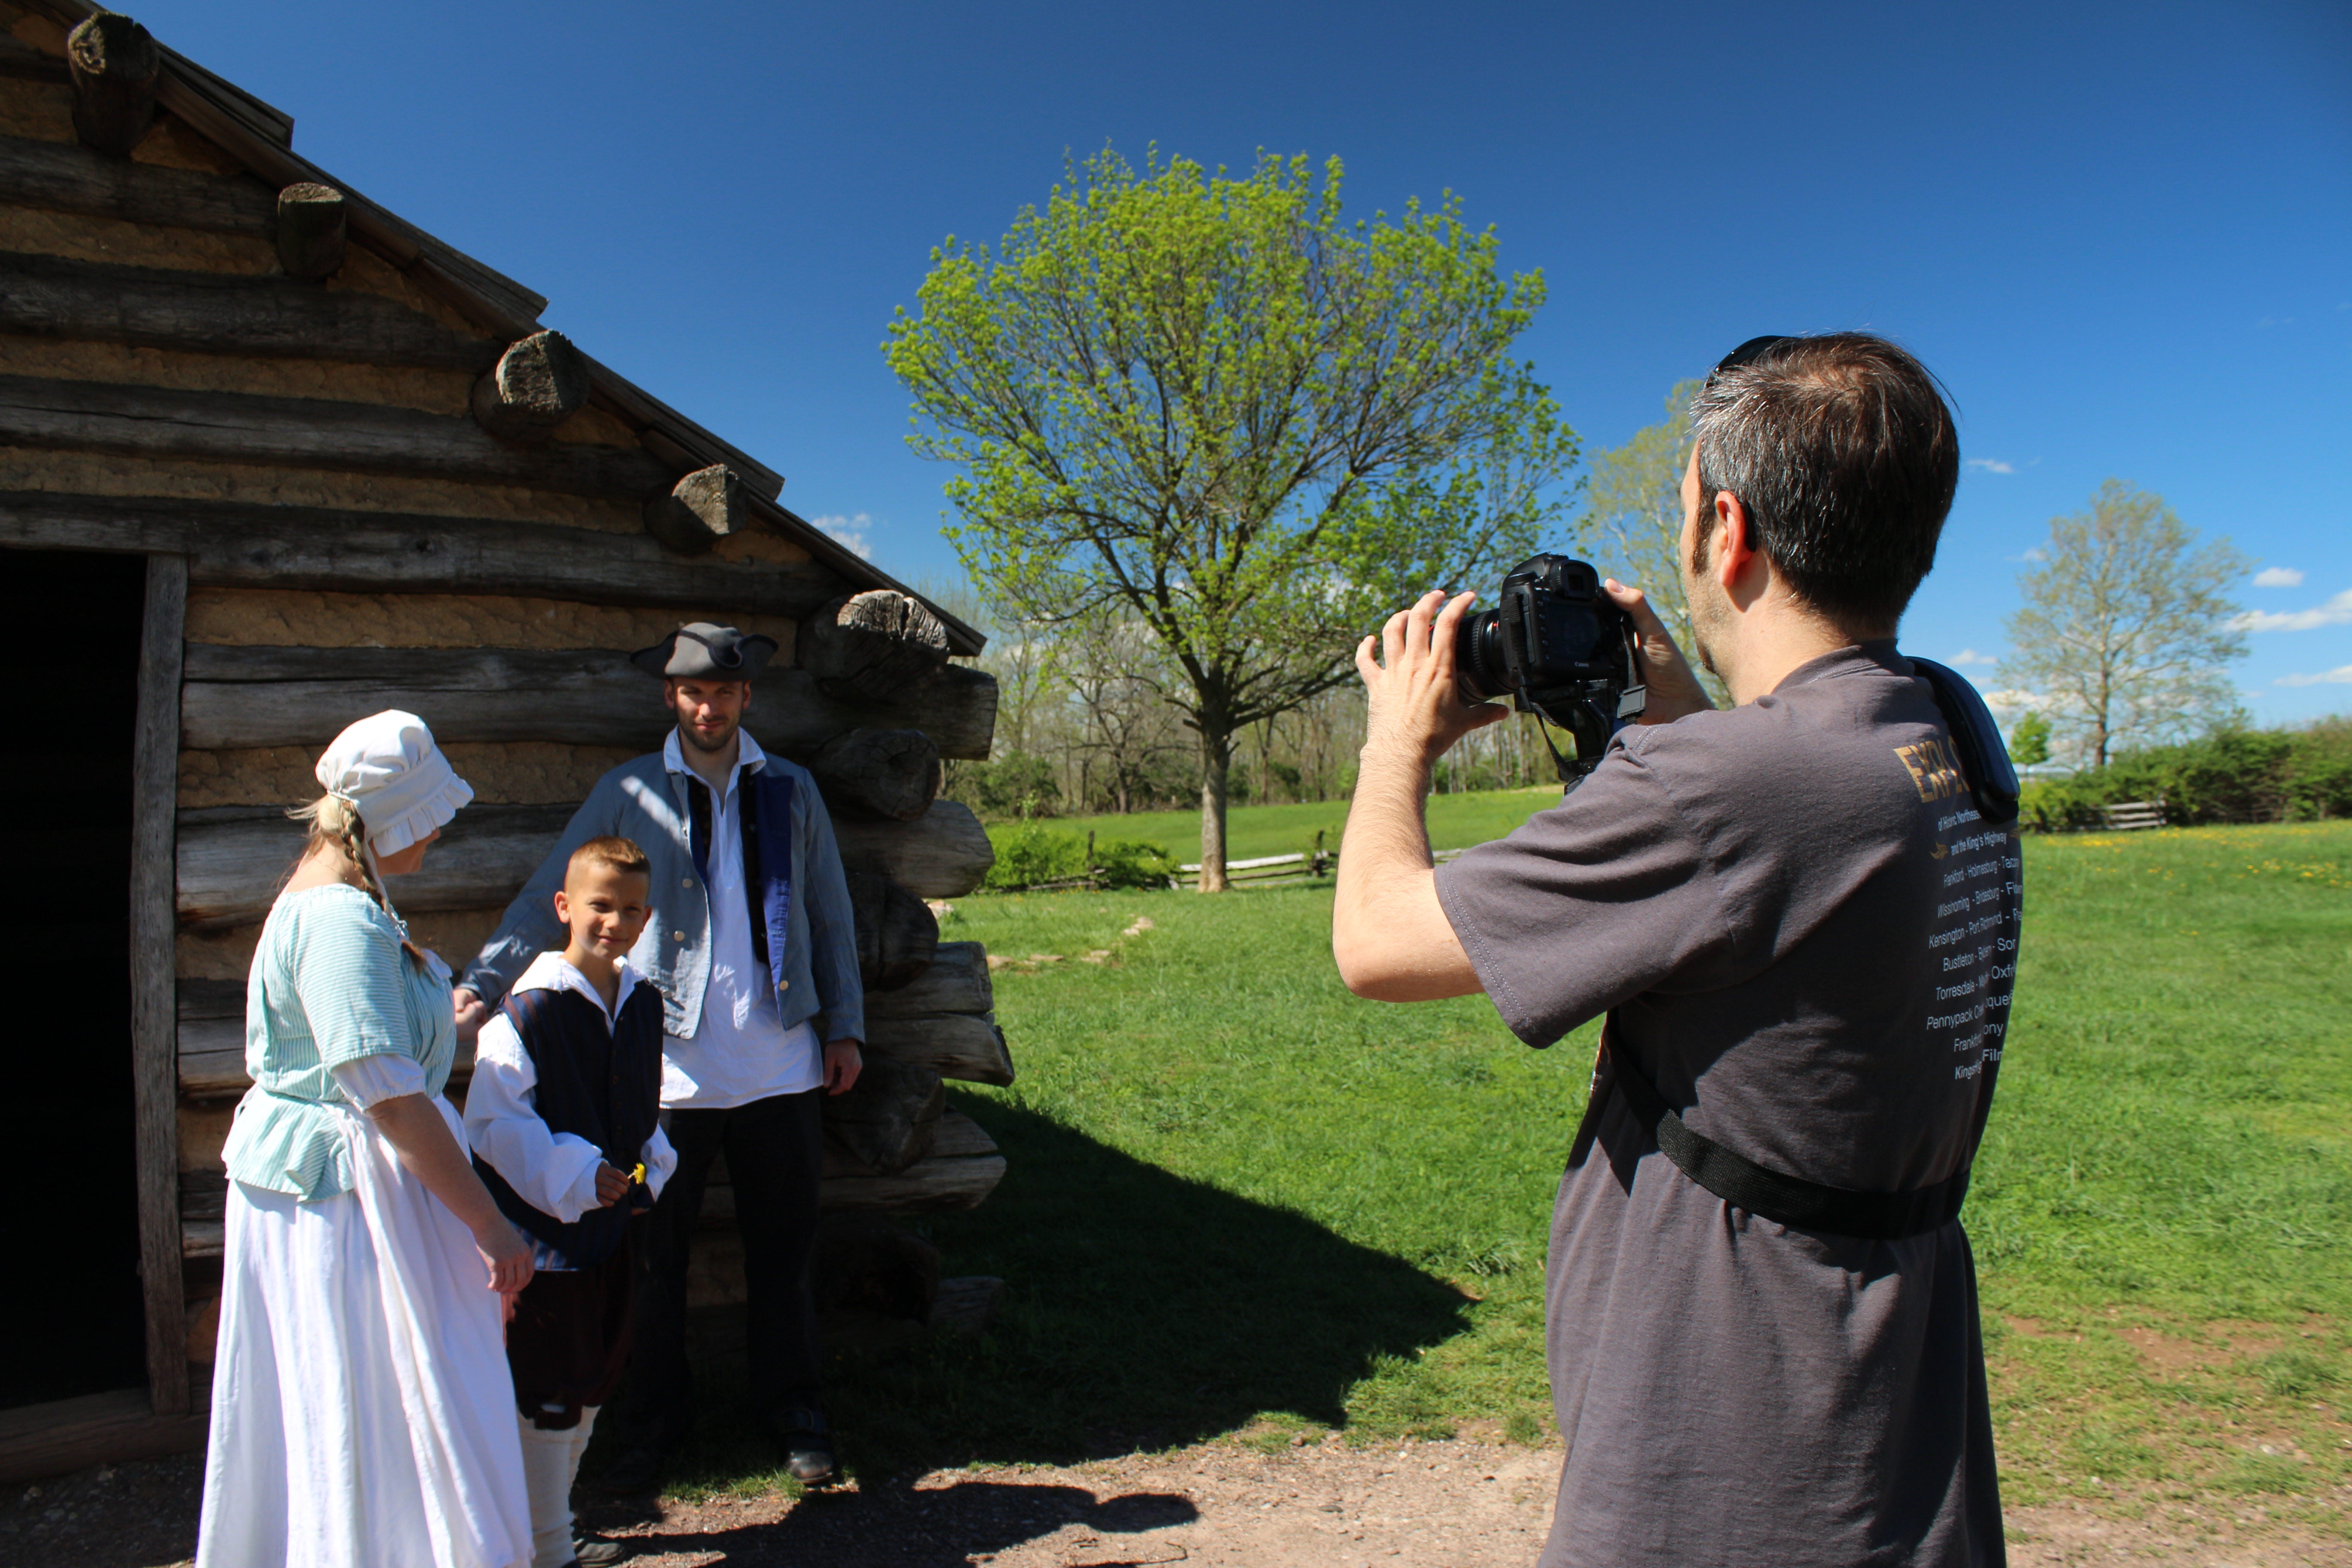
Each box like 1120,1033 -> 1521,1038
609,1086 -> 825,1446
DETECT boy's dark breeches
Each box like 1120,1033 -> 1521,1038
608,1086 -> 826,1440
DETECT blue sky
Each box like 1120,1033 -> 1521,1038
128,0 -> 2352,723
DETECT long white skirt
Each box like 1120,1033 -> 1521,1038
196,1097 -> 530,1568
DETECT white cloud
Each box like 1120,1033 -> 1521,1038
1964,458 -> 2016,475
1951,648 -> 1999,666
2233,586 -> 2352,633
2253,567 -> 2306,588
2008,546 -> 2048,564
812,512 -> 877,560
2275,665 -> 2352,687
1980,687 -> 2047,715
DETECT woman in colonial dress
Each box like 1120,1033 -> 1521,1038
197,711 -> 536,1568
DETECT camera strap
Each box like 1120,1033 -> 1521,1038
1571,1014 -> 1972,1240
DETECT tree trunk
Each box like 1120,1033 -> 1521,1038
1197,729 -> 1231,892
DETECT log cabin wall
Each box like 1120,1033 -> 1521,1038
0,0 -> 1003,1479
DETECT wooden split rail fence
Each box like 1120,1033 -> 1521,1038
1169,843 -> 1467,889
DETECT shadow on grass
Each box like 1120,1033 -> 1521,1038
655,1098 -> 1476,1484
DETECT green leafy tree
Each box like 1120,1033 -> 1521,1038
885,148 -> 1575,889
2000,481 -> 2248,768
2009,711 -> 2052,766
1578,379 -> 1728,706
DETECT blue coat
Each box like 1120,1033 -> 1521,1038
462,735 -> 866,1046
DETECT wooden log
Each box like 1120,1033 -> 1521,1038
846,869 -> 939,992
865,940 -> 991,1019
800,590 -> 952,702
821,1152 -> 1002,1215
642,464 -> 745,554
176,799 -> 993,931
0,374 -> 675,499
0,1386 -> 210,1486
177,801 -> 567,931
864,1010 -> 1014,1087
66,11 -> 160,157
131,553 -> 188,1415
273,182 -> 347,279
928,1274 -> 1004,1336
0,491 -> 849,622
814,1216 -> 940,1322
175,1017 -> 242,1099
471,329 -> 591,444
812,727 -> 940,822
820,1053 -> 943,1176
0,131 -> 274,234
178,644 -> 995,759
0,251 -> 498,369
833,800 -> 992,898
180,1010 -> 479,1099
0,34 -> 71,84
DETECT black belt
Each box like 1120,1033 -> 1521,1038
1581,1026 -> 1971,1241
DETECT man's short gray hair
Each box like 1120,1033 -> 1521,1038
1689,333 -> 1959,635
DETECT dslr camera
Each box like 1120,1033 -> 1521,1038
1453,554 -> 1646,781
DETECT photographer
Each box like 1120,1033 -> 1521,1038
1335,334 -> 2012,1567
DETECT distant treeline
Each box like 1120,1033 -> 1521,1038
2018,719 -> 2352,831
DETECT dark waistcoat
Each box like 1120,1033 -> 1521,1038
474,976 -> 665,1267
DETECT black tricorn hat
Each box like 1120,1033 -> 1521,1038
629,622 -> 781,680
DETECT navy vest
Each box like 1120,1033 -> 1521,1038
473,975 -> 665,1267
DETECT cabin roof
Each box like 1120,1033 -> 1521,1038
14,0 -> 982,655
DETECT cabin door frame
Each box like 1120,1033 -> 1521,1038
130,553 -> 188,1417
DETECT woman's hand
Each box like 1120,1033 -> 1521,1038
473,1214 -> 536,1297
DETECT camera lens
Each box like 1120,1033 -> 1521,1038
1454,607 -> 1507,701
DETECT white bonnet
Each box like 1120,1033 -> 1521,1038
314,710 -> 474,856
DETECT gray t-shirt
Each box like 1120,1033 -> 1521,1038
1436,643 -> 2013,1568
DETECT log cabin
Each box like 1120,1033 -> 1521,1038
0,0 -> 1008,1481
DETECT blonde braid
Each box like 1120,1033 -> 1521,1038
292,796 -> 426,967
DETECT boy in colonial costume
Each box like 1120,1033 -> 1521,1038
466,836 -> 677,1568
457,623 -> 865,1492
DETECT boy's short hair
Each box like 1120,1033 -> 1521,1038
568,835 -> 650,882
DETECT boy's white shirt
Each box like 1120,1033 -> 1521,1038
464,949 -> 678,1227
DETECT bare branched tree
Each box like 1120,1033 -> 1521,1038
2000,480 -> 2248,766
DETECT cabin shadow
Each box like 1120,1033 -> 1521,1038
645,1098 -> 1477,1485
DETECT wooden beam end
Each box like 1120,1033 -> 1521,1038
642,463 -> 745,555
274,182 -> 347,279
471,328 -> 590,444
67,11 -> 162,158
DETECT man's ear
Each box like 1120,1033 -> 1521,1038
1713,490 -> 1760,582
553,886 -> 571,924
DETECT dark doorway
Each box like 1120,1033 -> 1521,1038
0,551 -> 150,1409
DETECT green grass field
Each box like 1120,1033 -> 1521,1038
664,810 -> 2352,1534
1050,785 -> 1562,864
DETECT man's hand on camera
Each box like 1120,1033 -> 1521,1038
1335,588 -> 1489,1002
1356,590 -> 1511,772
1602,579 -> 1716,724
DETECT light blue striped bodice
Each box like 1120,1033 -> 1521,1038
220,884 -> 457,1199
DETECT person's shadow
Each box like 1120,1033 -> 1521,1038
591,1479 -> 1200,1567
596,1097 -> 1479,1558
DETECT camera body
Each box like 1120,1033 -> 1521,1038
1453,554 -> 1647,778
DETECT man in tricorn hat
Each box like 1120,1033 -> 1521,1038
458,622 -> 864,1500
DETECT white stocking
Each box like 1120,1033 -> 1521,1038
517,1405 -> 598,1568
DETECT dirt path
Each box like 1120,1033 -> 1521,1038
8,1437 -> 2346,1566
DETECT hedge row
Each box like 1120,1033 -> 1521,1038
2016,720 -> 2352,831
982,823 -> 1181,890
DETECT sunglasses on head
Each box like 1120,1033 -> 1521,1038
1707,334 -> 1795,385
